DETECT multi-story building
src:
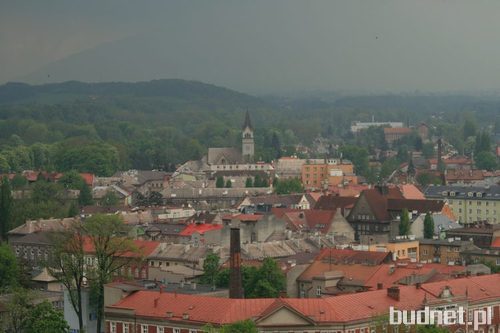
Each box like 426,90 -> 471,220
105,274 -> 500,333
350,120 -> 404,133
301,158 -> 357,190
445,223 -> 500,249
425,185 -> 500,224
383,127 -> 412,145
419,238 -> 476,265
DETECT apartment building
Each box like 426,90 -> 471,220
425,185 -> 500,224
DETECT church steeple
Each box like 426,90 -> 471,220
242,110 -> 253,130
242,111 -> 254,163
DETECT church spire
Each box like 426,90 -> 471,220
242,110 -> 253,130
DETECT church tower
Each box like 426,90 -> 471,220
242,111 -> 254,163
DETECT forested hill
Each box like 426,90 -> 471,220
0,79 -> 261,106
0,79 -> 279,175
0,79 -> 498,176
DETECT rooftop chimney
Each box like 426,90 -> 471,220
229,228 -> 244,298
387,286 -> 400,301
377,283 -> 383,290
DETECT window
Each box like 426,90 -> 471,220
189,330 -> 198,333
316,286 -> 322,296
142,325 -> 148,333
158,327 -> 165,333
123,323 -> 129,333
174,329 -> 181,333
110,322 -> 116,333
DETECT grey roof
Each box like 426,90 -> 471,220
11,231 -> 52,245
433,214 -> 461,233
248,194 -> 305,207
144,223 -> 187,236
207,147 -> 242,165
149,244 -> 209,262
424,185 -> 500,201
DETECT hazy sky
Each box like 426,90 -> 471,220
2,0 -> 500,94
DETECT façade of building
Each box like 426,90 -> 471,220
104,274 -> 500,333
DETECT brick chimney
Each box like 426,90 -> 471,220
387,286 -> 400,301
229,228 -> 244,298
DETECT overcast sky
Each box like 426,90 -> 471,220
2,1 -> 500,94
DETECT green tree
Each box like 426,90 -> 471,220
0,177 -> 13,242
24,301 -> 69,333
10,174 -> 28,189
422,142 -> 435,159
101,190 -> 120,206
202,252 -> 220,288
416,172 -> 442,187
47,226 -> 86,332
340,145 -> 369,177
5,288 -> 35,333
0,243 -> 19,290
203,320 -> 258,333
423,212 -> 435,239
254,174 -> 263,187
84,214 -> 138,333
248,257 -> 285,298
463,117 -> 477,139
399,208 -> 410,236
59,170 -> 85,189
216,176 -> 224,188
475,151 -> 497,171
67,202 -> 79,217
78,182 -> 94,206
225,179 -> 232,188
274,178 -> 303,195
245,177 -> 253,188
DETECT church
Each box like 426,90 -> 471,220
206,110 -> 255,165
174,111 -> 274,182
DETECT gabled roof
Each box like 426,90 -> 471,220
107,275 -> 500,325
248,194 -> 305,207
222,213 -> 263,222
387,198 -> 445,213
207,147 -> 242,165
314,195 -> 357,211
179,223 -> 223,236
398,184 -> 425,199
283,210 -> 336,234
83,238 -> 159,258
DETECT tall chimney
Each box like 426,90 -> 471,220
229,228 -> 244,298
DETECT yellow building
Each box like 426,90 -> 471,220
424,185 -> 500,224
368,238 -> 419,261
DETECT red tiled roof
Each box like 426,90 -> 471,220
83,238 -> 159,258
179,223 -> 223,236
360,188 -> 404,221
399,184 -> 425,200
283,210 -> 337,234
107,275 -> 500,324
387,198 -> 445,213
314,195 -> 358,211
491,237 -> 500,249
79,173 -> 95,186
383,127 -> 412,135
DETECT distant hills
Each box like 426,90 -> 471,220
0,79 -> 262,107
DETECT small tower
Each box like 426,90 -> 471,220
242,111 -> 254,163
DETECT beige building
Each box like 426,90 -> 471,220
425,185 -> 500,224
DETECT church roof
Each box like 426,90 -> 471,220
207,147 -> 242,165
242,110 -> 253,130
